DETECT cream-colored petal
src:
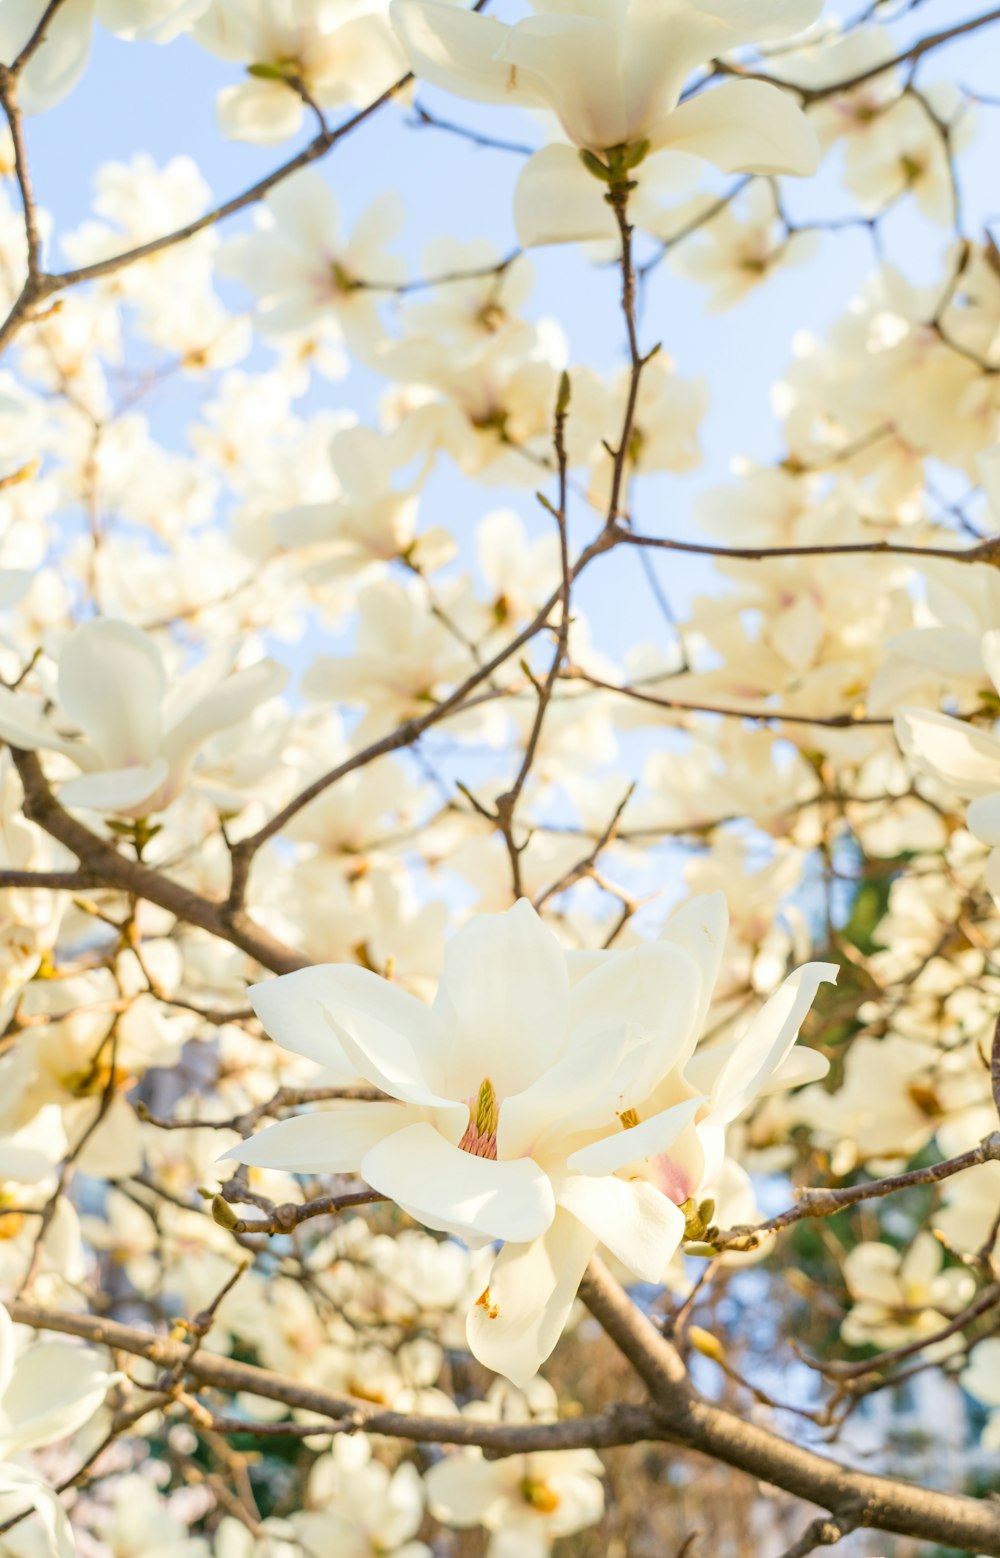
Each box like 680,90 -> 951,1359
656,79 -> 819,175
466,1211 -> 597,1386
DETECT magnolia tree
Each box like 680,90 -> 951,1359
3,0 -> 1000,1554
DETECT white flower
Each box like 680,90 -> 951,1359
0,1301 -> 118,1557
194,0 -> 407,145
220,171 -> 405,360
896,632 -> 1000,899
0,619 -> 287,817
427,1441 -> 604,1558
295,1435 -> 430,1558
841,1233 -> 976,1354
1,0 -> 209,115
391,0 -> 822,245
227,895 -> 834,1383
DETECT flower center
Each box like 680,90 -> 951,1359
458,1077 -> 499,1160
520,1477 -> 560,1514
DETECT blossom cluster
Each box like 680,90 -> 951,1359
0,0 -> 999,1554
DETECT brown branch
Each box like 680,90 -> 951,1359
0,868 -> 103,890
563,669 -> 894,730
224,524 -> 622,909
532,782 -> 635,911
605,177 -> 646,526
8,748 -> 309,975
0,72 -> 41,278
12,1284 -> 1000,1551
712,6 -> 1000,104
5,0 -> 72,75
212,1187 -> 387,1236
0,76 -> 412,356
494,375 -> 573,898
713,1132 -> 1000,1251
5,1301 -> 653,1453
777,1517 -> 854,1558
823,1282 -> 1000,1382
620,528 -> 1000,568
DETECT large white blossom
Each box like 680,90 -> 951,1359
228,894 -> 834,1382
0,1301 -> 117,1556
0,619 -> 287,817
391,0 -> 822,244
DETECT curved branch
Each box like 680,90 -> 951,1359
15,1270 -> 1000,1552
9,748 -> 308,976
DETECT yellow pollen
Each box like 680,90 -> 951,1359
475,1286 -> 499,1320
520,1477 -> 560,1514
619,1107 -> 640,1130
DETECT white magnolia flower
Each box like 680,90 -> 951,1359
841,1233 -> 976,1354
895,631 -> 1000,898
391,0 -> 822,245
195,0 -> 407,145
227,895 -> 834,1383
0,1301 -> 118,1557
427,1441 -> 605,1558
0,619 -> 287,817
219,171 -> 405,361
294,1434 -> 430,1558
1,0 -> 209,115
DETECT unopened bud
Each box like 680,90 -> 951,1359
688,1325 -> 725,1364
211,1196 -> 240,1231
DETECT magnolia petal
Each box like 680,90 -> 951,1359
433,898 -> 570,1101
0,570 -> 33,609
557,1174 -> 685,1282
15,0 -> 95,115
498,1020 -> 641,1160
216,79 -> 304,145
0,1463 -> 74,1558
361,1122 -> 555,1243
569,940 -> 703,1103
252,963 -> 459,1118
895,706 -> 1000,797
967,793 -> 1000,847
0,1342 -> 115,1454
567,1095 -> 704,1177
466,1210 -> 596,1386
315,972 -> 464,1121
660,891 -> 729,1042
425,1454 -> 510,1527
514,145 -> 618,249
708,961 -> 837,1124
657,78 -> 819,175
981,629 -> 1000,700
58,619 -> 165,769
0,687 -> 63,754
756,1042 -> 830,1094
0,1305 -> 14,1400
884,626 -> 985,682
248,966 -> 370,1075
58,757 -> 170,814
222,1102 -> 411,1174
500,14 -> 624,149
618,0 -> 821,122
162,657 -> 288,770
390,0 -> 534,107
